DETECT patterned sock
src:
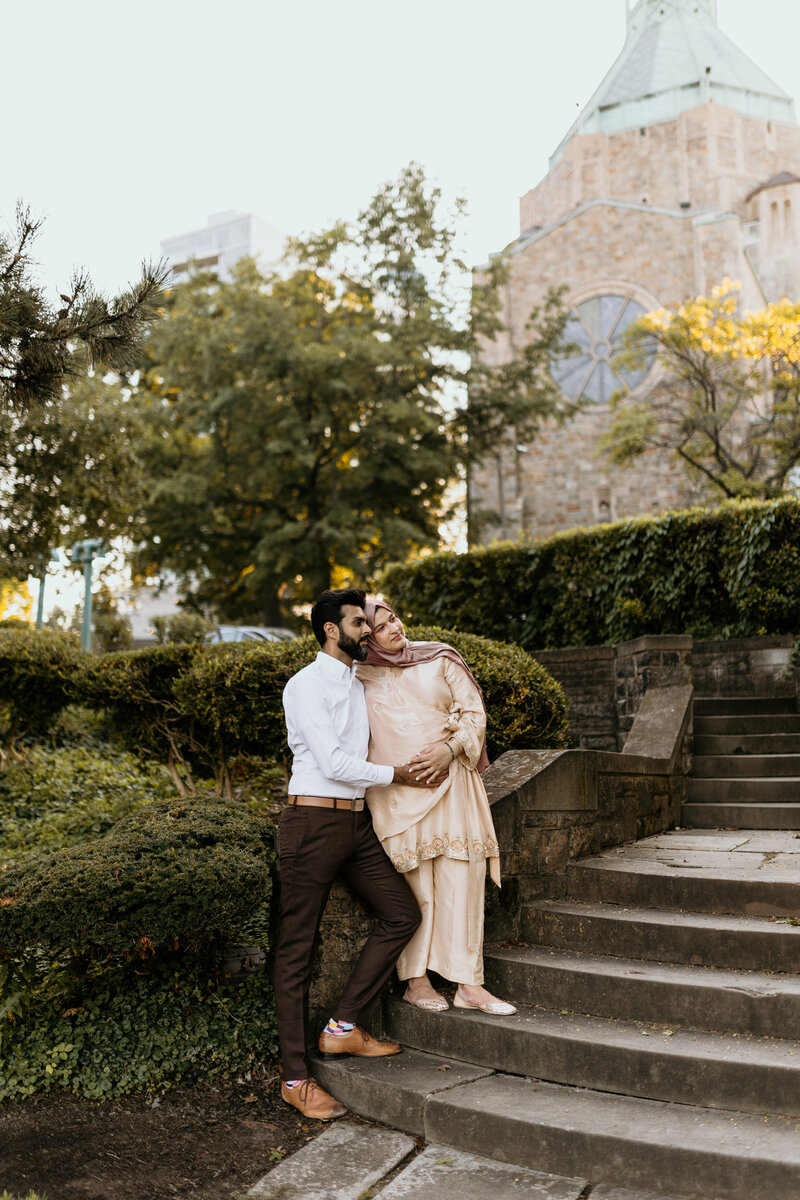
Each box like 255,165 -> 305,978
284,1079 -> 304,1088
325,1018 -> 355,1036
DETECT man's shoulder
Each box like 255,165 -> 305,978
283,657 -> 319,699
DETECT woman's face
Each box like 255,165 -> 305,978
371,607 -> 406,651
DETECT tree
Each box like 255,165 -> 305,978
601,280 -> 800,499
134,165 -> 573,619
0,204 -> 166,413
0,370 -> 150,578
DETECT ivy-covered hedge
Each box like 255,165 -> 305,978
381,497 -> 800,648
0,797 -> 274,959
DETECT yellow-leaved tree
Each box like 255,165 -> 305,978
600,280 -> 800,498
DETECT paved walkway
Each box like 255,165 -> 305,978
246,1120 -> 687,1199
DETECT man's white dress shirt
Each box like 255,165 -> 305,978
283,651 -> 394,808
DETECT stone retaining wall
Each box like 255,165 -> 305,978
533,634 -> 794,750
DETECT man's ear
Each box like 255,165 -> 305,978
323,620 -> 339,644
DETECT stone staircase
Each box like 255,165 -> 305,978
314,716 -> 800,1198
684,696 -> 800,830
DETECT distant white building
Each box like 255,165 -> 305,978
160,210 -> 285,283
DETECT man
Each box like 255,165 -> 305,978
275,587 -> 428,1120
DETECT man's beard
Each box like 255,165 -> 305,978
339,632 -> 369,662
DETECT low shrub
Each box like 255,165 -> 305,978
0,953 -> 277,1100
0,744 -> 174,865
0,796 -> 275,959
0,628 -> 85,753
78,643 -> 205,790
381,497 -> 800,648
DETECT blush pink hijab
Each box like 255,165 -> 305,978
363,597 -> 490,773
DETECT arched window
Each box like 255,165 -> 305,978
552,293 -> 655,405
784,198 -> 792,235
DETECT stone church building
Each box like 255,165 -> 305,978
470,0 -> 800,542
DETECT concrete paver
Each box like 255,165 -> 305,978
378,1143 -> 586,1199
246,1120 -> 413,1199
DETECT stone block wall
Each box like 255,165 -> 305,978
533,634 -> 794,752
691,635 -> 795,699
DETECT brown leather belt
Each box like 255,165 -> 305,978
288,795 -> 358,810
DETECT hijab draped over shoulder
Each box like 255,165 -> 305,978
363,597 -> 490,774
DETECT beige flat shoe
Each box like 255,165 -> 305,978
453,990 -> 517,1016
403,989 -> 449,1012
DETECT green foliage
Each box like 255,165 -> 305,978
0,953 -> 277,1100
0,796 -> 274,959
79,643 -> 203,790
0,743 -> 174,865
0,628 -> 85,752
132,165 -> 571,620
152,611 -> 216,644
382,497 -> 800,648
0,371 -> 152,580
408,626 -> 569,754
0,203 -> 166,414
601,283 -> 800,500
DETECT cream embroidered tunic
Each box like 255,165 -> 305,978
357,656 -> 500,887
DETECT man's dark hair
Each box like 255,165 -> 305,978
311,587 -> 367,648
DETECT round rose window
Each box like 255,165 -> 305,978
553,293 -> 654,404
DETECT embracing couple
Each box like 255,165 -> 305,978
274,587 -> 515,1120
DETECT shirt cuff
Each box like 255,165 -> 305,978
374,764 -> 394,786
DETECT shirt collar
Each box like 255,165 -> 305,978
315,650 -> 358,683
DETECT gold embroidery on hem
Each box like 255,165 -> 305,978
390,832 -> 500,874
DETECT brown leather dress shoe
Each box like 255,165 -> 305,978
317,1025 -> 402,1059
280,1078 -> 348,1120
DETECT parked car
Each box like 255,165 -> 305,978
207,625 -> 297,644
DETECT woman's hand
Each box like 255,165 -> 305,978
407,741 -> 454,784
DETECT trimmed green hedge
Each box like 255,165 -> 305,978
76,627 -> 568,789
0,797 -> 274,958
0,628 -> 85,750
381,497 -> 800,648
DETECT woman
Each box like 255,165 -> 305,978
357,598 -> 516,1015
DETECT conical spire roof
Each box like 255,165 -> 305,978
550,0 -> 796,166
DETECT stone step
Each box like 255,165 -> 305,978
686,775 -> 800,801
483,944 -> 800,1038
424,1074 -> 800,1200
382,997 -> 800,1117
565,854 -> 800,917
315,1053 -> 800,1200
694,732 -> 800,755
246,1120 -> 414,1200
522,899 -> 800,970
694,714 -> 800,734
694,696 -> 797,716
682,802 -> 800,830
692,753 -> 800,777
378,1143 -> 588,1200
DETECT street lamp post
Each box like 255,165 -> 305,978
70,539 -> 105,652
35,549 -> 64,629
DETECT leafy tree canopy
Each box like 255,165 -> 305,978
601,279 -> 800,499
134,165 -> 573,620
0,370 -> 149,577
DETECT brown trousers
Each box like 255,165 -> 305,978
273,804 -> 421,1080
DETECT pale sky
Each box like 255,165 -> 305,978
3,0 -> 800,301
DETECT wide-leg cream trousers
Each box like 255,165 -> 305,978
396,854 -> 485,985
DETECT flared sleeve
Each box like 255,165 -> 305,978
442,656 -> 487,771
